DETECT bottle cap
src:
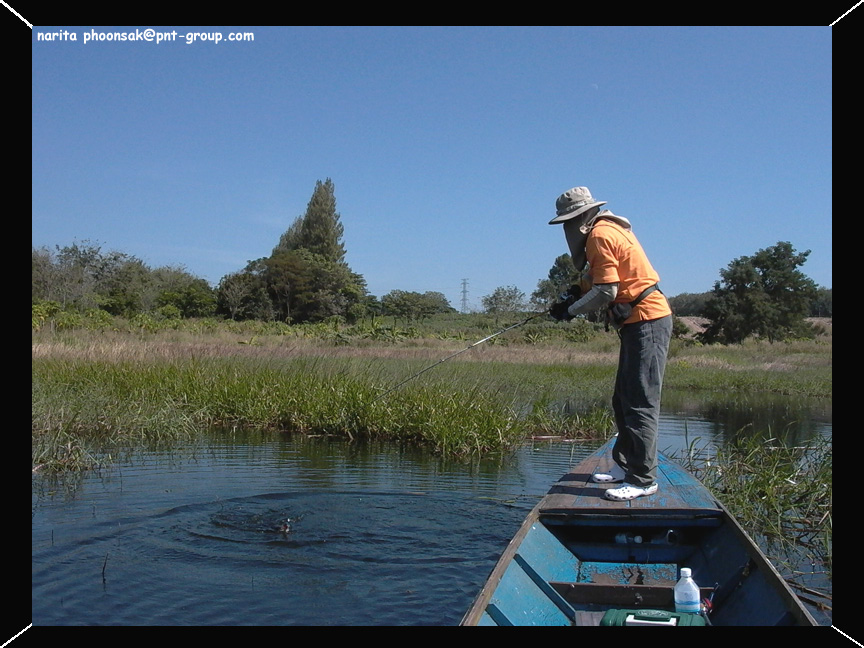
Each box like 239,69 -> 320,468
680,568 -> 691,578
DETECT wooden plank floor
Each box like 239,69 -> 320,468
539,440 -> 722,516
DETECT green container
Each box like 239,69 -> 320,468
600,609 -> 706,627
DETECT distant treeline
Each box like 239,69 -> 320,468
668,288 -> 831,318
32,180 -> 830,344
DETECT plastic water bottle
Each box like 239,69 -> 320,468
674,568 -> 701,614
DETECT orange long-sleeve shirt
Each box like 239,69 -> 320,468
586,217 -> 672,325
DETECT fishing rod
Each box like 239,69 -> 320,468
370,312 -> 545,404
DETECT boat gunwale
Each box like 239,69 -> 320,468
459,438 -> 819,627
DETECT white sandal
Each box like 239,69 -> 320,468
591,463 -> 626,483
605,482 -> 658,501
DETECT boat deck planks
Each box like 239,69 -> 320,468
539,441 -> 722,517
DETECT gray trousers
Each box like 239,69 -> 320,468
611,315 -> 673,487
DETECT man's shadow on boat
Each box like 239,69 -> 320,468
548,471 -> 611,499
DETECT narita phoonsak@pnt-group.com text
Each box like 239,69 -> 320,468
35,28 -> 255,45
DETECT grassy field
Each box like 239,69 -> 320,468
32,313 -> 831,470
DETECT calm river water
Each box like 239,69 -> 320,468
31,391 -> 832,627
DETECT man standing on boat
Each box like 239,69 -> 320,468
548,186 -> 673,501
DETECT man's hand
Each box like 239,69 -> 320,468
549,284 -> 582,321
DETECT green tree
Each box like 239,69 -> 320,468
32,247 -> 59,303
531,254 -> 580,309
273,178 -> 346,263
154,267 -> 216,318
264,179 -> 365,323
482,285 -> 527,316
35,241 -> 217,320
810,287 -> 832,317
380,290 -> 443,324
98,256 -> 153,316
216,272 -> 254,320
699,241 -> 818,344
351,294 -> 383,324
272,218 -> 303,256
667,292 -> 711,317
43,240 -> 153,316
215,261 -> 275,321
420,291 -> 456,314
40,240 -> 105,309
264,249 -> 366,323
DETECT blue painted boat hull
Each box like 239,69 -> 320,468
460,438 -> 818,626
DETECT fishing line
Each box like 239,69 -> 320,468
370,312 -> 544,404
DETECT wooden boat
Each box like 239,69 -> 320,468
460,438 -> 818,626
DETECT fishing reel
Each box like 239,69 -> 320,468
549,284 -> 582,321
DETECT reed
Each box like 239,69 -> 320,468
32,353 -> 587,471
674,434 -> 832,609
32,323 -> 831,472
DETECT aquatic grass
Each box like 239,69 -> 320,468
663,336 -> 831,399
32,347 -> 613,468
32,360 -> 201,473
673,434 -> 832,610
663,361 -> 830,398
33,328 -> 830,470
358,383 -> 524,455
32,354 -> 546,465
523,393 -> 615,439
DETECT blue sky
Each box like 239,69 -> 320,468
32,26 -> 832,312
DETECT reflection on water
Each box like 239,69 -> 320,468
31,394 -> 831,626
659,389 -> 832,456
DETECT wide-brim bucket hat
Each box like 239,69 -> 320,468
549,186 -> 607,224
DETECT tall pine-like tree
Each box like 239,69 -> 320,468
273,178 -> 346,263
264,178 -> 365,323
